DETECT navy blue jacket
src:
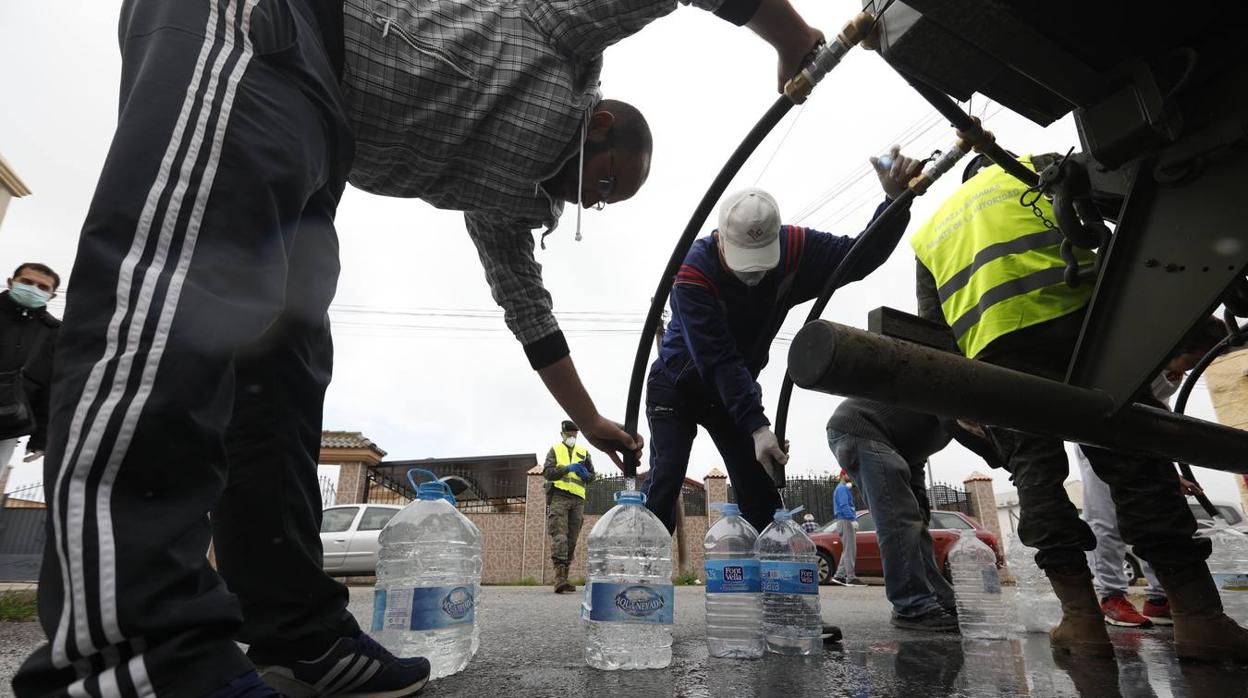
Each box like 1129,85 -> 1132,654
654,199 -> 908,433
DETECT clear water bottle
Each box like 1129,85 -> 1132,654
372,469 -> 482,679
704,503 -> 764,659
757,507 -> 822,655
1005,534 -> 1060,633
583,489 -> 674,670
1202,520 -> 1248,626
949,529 -> 1012,639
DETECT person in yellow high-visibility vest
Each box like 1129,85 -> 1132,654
912,153 -> 1247,661
542,420 -> 596,593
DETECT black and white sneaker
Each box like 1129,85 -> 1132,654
257,634 -> 430,698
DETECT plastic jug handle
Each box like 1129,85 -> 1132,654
406,468 -> 457,504
788,505 -> 806,517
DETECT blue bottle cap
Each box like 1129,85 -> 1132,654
712,502 -> 741,517
615,490 -> 646,505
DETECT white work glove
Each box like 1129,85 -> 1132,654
870,145 -> 924,200
852,520 -> 859,531
752,427 -> 789,474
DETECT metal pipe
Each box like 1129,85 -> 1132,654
788,321 -> 1248,474
901,76 -> 1040,189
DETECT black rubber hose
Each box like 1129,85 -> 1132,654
902,77 -> 1040,189
772,188 -> 916,484
1173,329 -> 1240,520
619,95 -> 795,477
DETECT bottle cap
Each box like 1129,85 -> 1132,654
711,502 -> 741,517
615,490 -> 646,505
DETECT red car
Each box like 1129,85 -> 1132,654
809,509 -> 1003,585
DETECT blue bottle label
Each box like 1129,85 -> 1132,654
760,561 -> 819,595
1213,573 -> 1248,592
371,586 -> 476,631
587,582 -> 674,624
704,559 -> 761,593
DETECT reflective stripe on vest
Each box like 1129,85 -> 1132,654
552,443 -> 589,499
910,157 -> 1096,359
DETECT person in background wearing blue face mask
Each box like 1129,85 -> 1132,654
642,147 -> 923,538
0,263 -> 61,477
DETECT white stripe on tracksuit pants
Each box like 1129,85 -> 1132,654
15,0 -> 358,695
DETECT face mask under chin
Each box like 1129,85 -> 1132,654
733,269 -> 768,286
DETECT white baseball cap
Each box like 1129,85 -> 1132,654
718,188 -> 782,272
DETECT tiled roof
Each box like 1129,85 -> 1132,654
320,431 -> 387,456
0,152 -> 31,197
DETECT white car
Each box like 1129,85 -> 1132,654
1121,501 -> 1245,584
320,504 -> 404,576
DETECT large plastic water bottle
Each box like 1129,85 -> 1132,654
1005,534 -> 1061,633
757,507 -> 822,655
372,470 -> 482,679
949,529 -> 1012,639
1202,520 -> 1248,626
704,503 -> 764,659
583,489 -> 674,670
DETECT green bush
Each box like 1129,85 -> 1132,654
673,570 -> 701,586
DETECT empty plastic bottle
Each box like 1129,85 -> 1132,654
949,529 -> 1012,639
1202,520 -> 1248,626
757,506 -> 822,655
704,503 -> 764,659
583,489 -> 674,670
372,469 -> 482,679
1005,534 -> 1061,633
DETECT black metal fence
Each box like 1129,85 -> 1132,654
584,476 -> 634,515
367,470 -> 529,514
726,476 -> 971,527
0,482 -> 47,582
928,481 -> 973,515
319,476 -> 337,507
583,475 -> 708,516
682,483 -> 707,517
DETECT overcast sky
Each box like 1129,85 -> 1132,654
1,0 -> 1241,509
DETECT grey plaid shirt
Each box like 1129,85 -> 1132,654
341,0 -> 723,347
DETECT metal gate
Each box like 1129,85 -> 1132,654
0,482 -> 47,582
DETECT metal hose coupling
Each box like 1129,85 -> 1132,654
784,11 -> 876,104
907,139 -> 971,195
954,116 -> 997,154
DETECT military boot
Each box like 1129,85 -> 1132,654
1045,568 -> 1114,658
1154,563 -> 1248,662
553,563 -> 575,594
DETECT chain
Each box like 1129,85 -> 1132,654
1019,188 -> 1056,230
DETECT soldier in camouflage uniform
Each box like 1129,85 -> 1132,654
543,420 -> 596,593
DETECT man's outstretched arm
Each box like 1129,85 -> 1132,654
465,212 -> 641,468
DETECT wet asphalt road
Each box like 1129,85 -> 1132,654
361,586 -> 1248,698
4,585 -> 1248,697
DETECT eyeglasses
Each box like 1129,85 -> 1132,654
592,131 -> 616,211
